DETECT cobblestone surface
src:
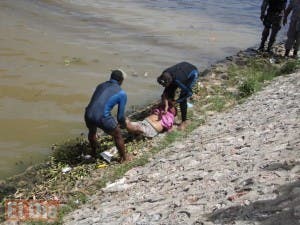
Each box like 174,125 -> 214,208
64,72 -> 300,225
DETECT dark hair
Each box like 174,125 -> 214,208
157,72 -> 172,86
110,70 -> 124,82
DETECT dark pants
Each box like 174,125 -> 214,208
260,13 -> 283,50
285,19 -> 300,52
178,70 -> 199,121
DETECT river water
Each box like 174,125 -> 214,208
0,0 -> 286,179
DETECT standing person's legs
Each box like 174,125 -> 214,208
293,31 -> 300,57
260,14 -> 273,51
266,14 -> 282,52
267,26 -> 280,52
285,20 -> 297,56
293,21 -> 300,57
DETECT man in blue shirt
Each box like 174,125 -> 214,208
157,62 -> 199,130
85,70 -> 129,163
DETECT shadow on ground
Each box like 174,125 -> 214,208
209,180 -> 300,225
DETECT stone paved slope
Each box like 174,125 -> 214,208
64,72 -> 300,225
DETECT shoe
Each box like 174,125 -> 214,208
285,49 -> 290,57
258,46 -> 265,52
293,50 -> 298,58
266,48 -> 273,54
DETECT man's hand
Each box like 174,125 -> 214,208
260,14 -> 265,22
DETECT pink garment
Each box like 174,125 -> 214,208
153,107 -> 176,131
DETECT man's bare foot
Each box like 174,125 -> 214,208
178,120 -> 189,130
118,153 -> 133,163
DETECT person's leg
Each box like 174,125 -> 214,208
285,20 -> 297,56
100,115 -> 129,163
267,26 -> 280,52
125,118 -> 144,135
179,99 -> 188,121
259,27 -> 270,51
293,31 -> 300,58
178,71 -> 198,130
108,127 -> 128,163
87,128 -> 98,157
178,99 -> 188,130
84,115 -> 99,157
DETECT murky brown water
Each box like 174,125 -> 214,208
1,0 -> 278,178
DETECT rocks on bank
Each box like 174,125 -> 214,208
64,70 -> 300,224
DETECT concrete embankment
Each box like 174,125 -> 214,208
64,72 -> 300,224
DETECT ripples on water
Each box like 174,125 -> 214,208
1,0 -> 285,178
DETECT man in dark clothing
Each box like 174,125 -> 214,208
157,61 -> 199,130
85,70 -> 129,163
283,0 -> 300,57
259,0 -> 287,52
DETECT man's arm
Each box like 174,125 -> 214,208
261,0 -> 268,21
117,90 -> 127,127
174,80 -> 192,103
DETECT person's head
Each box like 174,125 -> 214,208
157,72 -> 172,87
110,69 -> 126,85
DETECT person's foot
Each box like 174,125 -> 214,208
293,50 -> 298,58
258,43 -> 265,52
258,46 -> 264,52
178,120 -> 189,130
118,153 -> 133,163
285,49 -> 290,58
266,47 -> 273,54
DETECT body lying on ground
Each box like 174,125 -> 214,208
126,101 -> 177,138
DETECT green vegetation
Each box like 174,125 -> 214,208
1,55 -> 299,225
227,58 -> 300,99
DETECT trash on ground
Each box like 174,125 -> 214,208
62,166 -> 72,174
100,151 -> 114,163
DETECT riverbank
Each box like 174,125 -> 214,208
65,62 -> 300,225
1,43 -> 299,224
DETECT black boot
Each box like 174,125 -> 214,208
293,50 -> 298,58
285,49 -> 290,57
267,42 -> 274,53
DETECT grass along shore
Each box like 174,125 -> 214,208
1,44 -> 300,225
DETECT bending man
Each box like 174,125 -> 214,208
84,70 -> 129,163
157,61 -> 199,130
